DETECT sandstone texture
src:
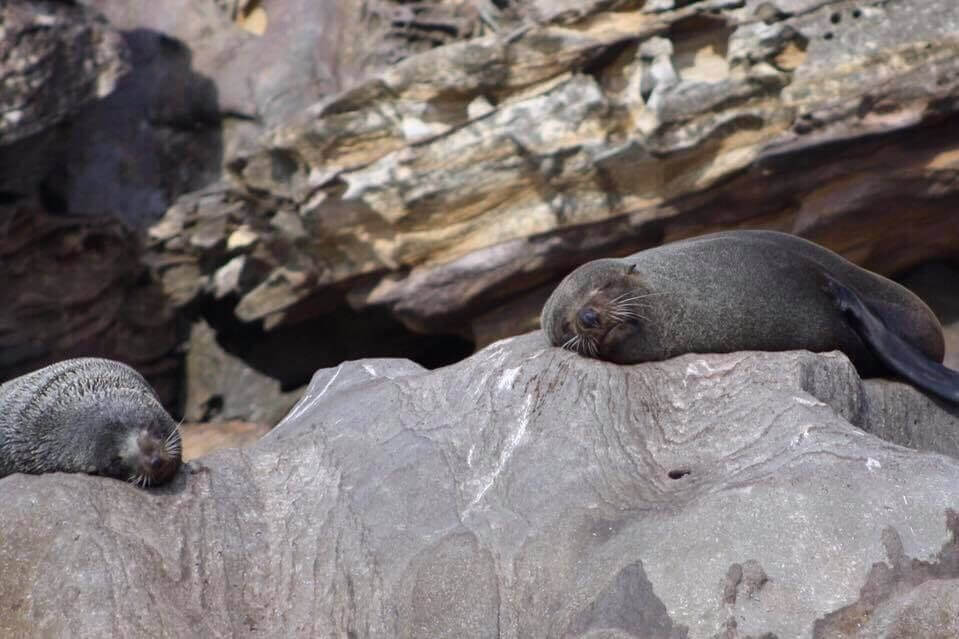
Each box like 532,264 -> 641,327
0,0 -> 496,400
4,0 -> 959,424
148,0 -> 959,349
3,335 -> 959,637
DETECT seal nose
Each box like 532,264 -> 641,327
578,307 -> 601,329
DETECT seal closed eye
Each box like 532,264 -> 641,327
541,230 -> 957,402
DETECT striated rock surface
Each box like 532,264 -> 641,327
0,0 -> 501,400
149,0 -> 959,347
4,335 -> 959,636
0,205 -> 180,406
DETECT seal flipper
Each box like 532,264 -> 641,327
823,275 -> 959,403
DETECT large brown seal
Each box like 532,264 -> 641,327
0,358 -> 182,486
541,230 -> 959,403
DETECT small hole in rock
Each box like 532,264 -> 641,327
201,395 -> 225,421
823,32 -> 834,40
668,469 -> 691,480
830,12 -> 841,24
852,9 -> 862,18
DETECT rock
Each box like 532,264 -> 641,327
180,420 -> 271,461
84,0 -> 487,156
182,319 -> 302,425
147,0 -> 959,351
0,205 -> 180,407
0,1 -> 129,145
0,0 -> 494,415
4,336 -> 959,636
0,1 -> 184,405
898,261 -> 959,370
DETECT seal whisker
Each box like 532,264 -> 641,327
611,292 -> 665,304
610,290 -> 664,303
584,335 -> 599,357
609,310 -> 648,322
571,335 -> 585,355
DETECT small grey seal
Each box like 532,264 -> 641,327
0,358 -> 182,486
541,230 -> 958,402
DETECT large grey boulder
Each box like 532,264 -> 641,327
2,334 -> 959,637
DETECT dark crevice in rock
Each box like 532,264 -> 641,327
198,293 -> 474,392
200,394 -> 225,422
583,40 -> 641,85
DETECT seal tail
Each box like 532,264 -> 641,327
823,274 -> 959,404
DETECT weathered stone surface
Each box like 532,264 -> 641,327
183,319 -> 301,425
4,336 -> 959,636
148,0 -> 959,346
0,205 -> 180,406
0,0 -> 128,145
83,0 -> 489,160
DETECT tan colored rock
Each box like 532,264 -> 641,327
235,267 -> 311,323
148,0 -> 959,348
226,225 -> 259,251
180,420 -> 271,461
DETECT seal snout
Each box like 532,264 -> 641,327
132,427 -> 182,487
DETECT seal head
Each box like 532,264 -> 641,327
85,393 -> 182,487
541,259 -> 662,363
0,358 -> 182,487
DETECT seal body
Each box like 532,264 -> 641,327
542,230 -> 952,397
0,358 -> 182,486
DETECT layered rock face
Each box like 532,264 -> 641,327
0,2 -> 181,402
148,0 -> 959,352
5,0 -> 959,412
3,335 -> 959,636
0,0 -> 495,401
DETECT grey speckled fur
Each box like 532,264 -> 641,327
541,230 -> 945,378
0,358 -> 179,481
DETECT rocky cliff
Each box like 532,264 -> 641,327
149,0 -> 959,362
3,0 -> 958,418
